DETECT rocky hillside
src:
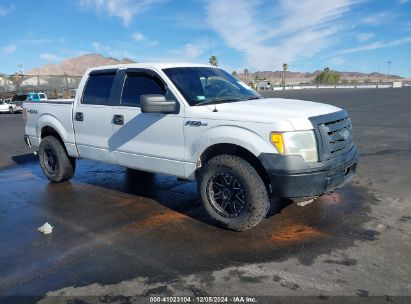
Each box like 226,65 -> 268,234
26,54 -> 135,76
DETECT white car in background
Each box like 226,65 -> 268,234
0,99 -> 17,113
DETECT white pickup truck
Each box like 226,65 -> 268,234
24,63 -> 358,231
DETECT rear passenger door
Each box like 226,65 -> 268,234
110,69 -> 185,177
73,69 -> 117,164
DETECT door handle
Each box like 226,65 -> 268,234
75,112 -> 83,121
113,114 -> 124,125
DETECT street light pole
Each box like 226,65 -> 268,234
18,63 -> 24,75
387,61 -> 392,82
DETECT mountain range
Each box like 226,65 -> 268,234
25,54 -> 404,83
26,54 -> 135,76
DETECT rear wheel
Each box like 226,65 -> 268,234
198,155 -> 269,231
39,136 -> 75,182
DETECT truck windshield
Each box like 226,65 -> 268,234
163,67 -> 261,106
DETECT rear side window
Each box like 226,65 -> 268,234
82,73 -> 116,105
39,94 -> 46,99
121,73 -> 165,107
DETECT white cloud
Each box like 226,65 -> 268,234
205,0 -> 359,70
327,56 -> 346,66
148,40 -> 159,47
3,43 -> 16,54
182,44 -> 203,59
40,53 -> 61,62
92,41 -> 134,59
362,11 -> 396,26
17,38 -> 51,45
80,0 -> 166,26
339,36 -> 411,54
0,4 -> 14,16
142,41 -> 207,63
167,42 -> 207,61
399,0 -> 409,4
356,32 -> 374,42
131,32 -> 159,47
132,32 -> 145,41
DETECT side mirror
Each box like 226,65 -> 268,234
140,94 -> 177,114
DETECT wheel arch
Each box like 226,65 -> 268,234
35,114 -> 79,158
40,126 -> 65,145
198,143 -> 270,188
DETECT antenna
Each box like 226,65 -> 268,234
208,31 -> 212,57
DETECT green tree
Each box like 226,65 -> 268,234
314,68 -> 340,84
209,55 -> 218,67
232,71 -> 238,77
243,68 -> 249,75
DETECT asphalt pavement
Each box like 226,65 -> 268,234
0,87 -> 410,303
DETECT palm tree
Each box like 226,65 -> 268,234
243,68 -> 250,83
209,55 -> 218,67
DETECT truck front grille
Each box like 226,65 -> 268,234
309,110 -> 354,161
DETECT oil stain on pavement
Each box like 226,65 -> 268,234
0,160 -> 379,297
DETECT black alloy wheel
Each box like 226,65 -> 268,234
43,148 -> 57,174
207,171 -> 246,218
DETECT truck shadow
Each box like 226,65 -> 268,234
68,161 -> 378,267
11,153 -> 38,165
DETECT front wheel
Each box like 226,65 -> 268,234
9,107 -> 14,114
198,155 -> 269,231
39,136 -> 75,182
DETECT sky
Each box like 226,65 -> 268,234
1,0 -> 411,77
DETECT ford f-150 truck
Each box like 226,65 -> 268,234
24,63 -> 358,231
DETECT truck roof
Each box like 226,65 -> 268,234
86,62 -> 217,73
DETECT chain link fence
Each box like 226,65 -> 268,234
0,75 -> 82,99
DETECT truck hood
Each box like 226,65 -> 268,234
204,98 -> 342,130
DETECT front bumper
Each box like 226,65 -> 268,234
259,146 -> 358,198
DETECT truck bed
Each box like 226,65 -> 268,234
23,100 -> 76,155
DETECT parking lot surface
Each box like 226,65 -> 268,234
0,88 -> 410,301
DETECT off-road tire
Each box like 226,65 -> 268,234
198,155 -> 269,231
39,136 -> 75,183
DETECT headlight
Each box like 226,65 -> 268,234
270,131 -> 318,162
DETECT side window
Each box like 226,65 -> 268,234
82,73 -> 116,105
121,72 -> 165,107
